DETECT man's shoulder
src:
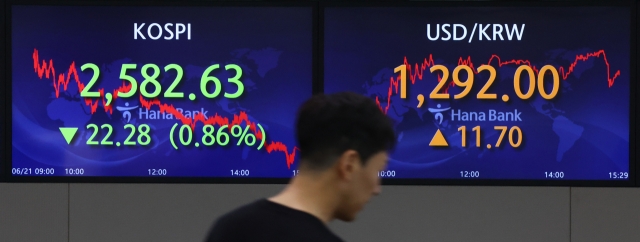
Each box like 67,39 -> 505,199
215,199 -> 270,225
205,199 -> 345,242
205,199 -> 274,242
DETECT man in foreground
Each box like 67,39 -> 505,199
205,92 -> 396,242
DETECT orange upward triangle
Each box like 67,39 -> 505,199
429,129 -> 448,147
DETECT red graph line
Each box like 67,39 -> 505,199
377,50 -> 621,114
32,48 -> 299,169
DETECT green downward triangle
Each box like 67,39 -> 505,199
59,127 -> 78,145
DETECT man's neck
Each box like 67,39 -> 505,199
268,173 -> 339,224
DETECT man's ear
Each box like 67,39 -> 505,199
335,150 -> 360,181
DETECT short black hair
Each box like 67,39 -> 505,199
295,92 -> 396,170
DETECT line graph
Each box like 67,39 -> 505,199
32,48 -> 299,169
376,50 -> 621,114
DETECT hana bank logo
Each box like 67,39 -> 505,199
116,102 -> 138,123
429,103 -> 451,125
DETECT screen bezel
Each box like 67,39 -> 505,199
3,0 -> 318,184
0,0 -> 6,183
636,2 -> 640,188
320,0 -> 638,187
4,0 -> 637,187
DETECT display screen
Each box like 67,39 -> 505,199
11,5 -> 312,178
324,6 -> 632,181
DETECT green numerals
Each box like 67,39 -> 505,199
114,63 -> 244,99
140,64 -> 161,98
224,64 -> 244,98
164,64 -> 184,98
101,124 -> 114,145
80,63 -> 101,97
86,124 -> 113,145
201,64 -> 222,98
124,124 -> 137,145
198,125 -> 229,146
119,64 -> 138,98
200,64 -> 245,99
170,123 -> 265,150
137,124 -> 151,145
179,125 -> 192,146
202,125 -> 216,146
80,62 -> 244,100
86,123 -> 151,146
86,124 -> 100,145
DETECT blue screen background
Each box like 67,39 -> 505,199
11,6 -> 312,177
324,7 -> 630,180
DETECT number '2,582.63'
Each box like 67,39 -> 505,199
79,63 -> 245,100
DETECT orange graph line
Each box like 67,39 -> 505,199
376,50 -> 621,114
32,48 -> 298,169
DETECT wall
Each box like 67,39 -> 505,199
1,184 -> 639,242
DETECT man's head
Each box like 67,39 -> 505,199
295,92 -> 396,221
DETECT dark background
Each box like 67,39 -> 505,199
1,0 -> 638,187
0,2 -> 639,242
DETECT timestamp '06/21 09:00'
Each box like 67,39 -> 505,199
11,168 -> 56,175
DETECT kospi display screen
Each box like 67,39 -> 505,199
10,5 -> 312,178
324,4 -> 633,182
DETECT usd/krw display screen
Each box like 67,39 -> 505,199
324,6 -> 631,181
11,5 -> 312,178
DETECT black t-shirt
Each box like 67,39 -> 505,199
205,199 -> 345,242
